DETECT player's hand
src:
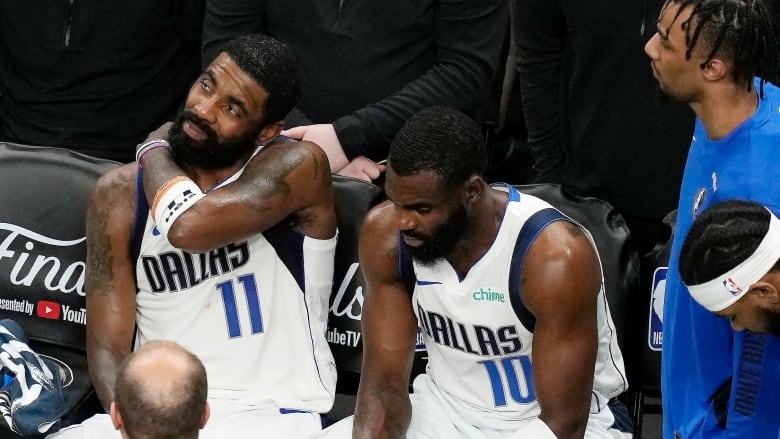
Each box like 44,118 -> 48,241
143,122 -> 174,145
282,124 -> 349,171
337,156 -> 386,182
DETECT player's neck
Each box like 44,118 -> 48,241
692,83 -> 759,140
182,161 -> 247,193
447,188 -> 508,278
181,149 -> 257,193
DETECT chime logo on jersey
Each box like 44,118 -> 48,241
472,287 -> 505,303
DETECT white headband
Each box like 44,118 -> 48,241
686,208 -> 780,312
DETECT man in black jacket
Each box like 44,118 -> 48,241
202,0 -> 508,182
0,1 -> 205,163
514,0 -> 694,257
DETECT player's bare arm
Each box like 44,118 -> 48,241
139,139 -> 335,253
521,220 -> 601,439
85,164 -> 140,411
353,202 -> 418,439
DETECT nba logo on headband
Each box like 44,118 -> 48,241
722,278 -> 743,296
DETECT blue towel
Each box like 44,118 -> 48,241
0,319 -> 65,437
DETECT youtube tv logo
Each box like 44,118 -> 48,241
36,300 -> 61,320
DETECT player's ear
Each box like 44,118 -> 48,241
463,175 -> 483,204
200,402 -> 211,429
109,402 -> 123,431
700,57 -> 728,81
751,274 -> 780,305
256,122 -> 284,146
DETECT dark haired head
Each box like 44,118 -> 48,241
679,200 -> 780,285
221,34 -> 301,124
114,341 -> 208,439
388,106 -> 487,187
661,0 -> 777,94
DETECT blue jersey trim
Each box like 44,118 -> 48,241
508,208 -> 568,332
264,224 -> 306,292
132,168 -> 149,267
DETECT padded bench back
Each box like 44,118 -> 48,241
0,142 -> 119,429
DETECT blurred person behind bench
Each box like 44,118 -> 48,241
0,1 -> 204,163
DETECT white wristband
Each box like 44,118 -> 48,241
510,418 -> 558,439
151,176 -> 205,239
136,139 -> 170,165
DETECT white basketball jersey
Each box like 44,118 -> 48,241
133,157 -> 337,414
407,187 -> 626,428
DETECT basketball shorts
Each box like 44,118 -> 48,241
315,374 -> 633,438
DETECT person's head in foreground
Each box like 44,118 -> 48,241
385,106 -> 488,266
680,199 -> 780,337
644,0 -> 777,102
110,341 -> 209,439
168,33 -> 301,170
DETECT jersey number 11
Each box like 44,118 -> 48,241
216,274 -> 264,338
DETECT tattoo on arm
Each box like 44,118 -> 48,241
240,148 -> 311,213
87,206 -> 114,297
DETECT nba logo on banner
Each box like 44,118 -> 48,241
648,267 -> 667,351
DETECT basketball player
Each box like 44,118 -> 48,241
50,34 -> 337,438
679,200 -> 780,338
644,0 -> 780,436
317,107 -> 631,439
111,341 -> 209,439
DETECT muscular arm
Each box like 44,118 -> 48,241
139,140 -> 335,253
334,0 -> 509,161
521,221 -> 601,439
85,165 -> 138,411
514,0 -> 566,182
353,203 -> 418,439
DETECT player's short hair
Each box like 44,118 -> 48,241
662,0 -> 777,93
114,341 -> 208,439
388,106 -> 487,187
222,34 -> 301,124
679,199 -> 780,285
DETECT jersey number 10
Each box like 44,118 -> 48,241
479,355 -> 536,406
216,274 -> 264,338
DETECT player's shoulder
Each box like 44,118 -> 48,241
92,163 -> 137,200
364,200 -> 396,234
362,201 -> 400,250
89,163 -> 137,221
250,139 -> 332,194
262,139 -> 330,169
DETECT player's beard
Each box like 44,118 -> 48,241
404,203 -> 469,267
759,307 -> 780,339
168,110 -> 257,170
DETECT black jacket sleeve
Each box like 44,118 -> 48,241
514,0 -> 566,183
334,0 -> 509,161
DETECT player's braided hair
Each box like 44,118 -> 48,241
662,0 -> 777,96
388,106 -> 487,187
679,200 -> 780,285
222,34 -> 301,124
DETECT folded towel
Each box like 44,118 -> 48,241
0,319 -> 65,437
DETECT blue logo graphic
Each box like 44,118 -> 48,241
648,267 -> 667,351
723,277 -> 743,296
